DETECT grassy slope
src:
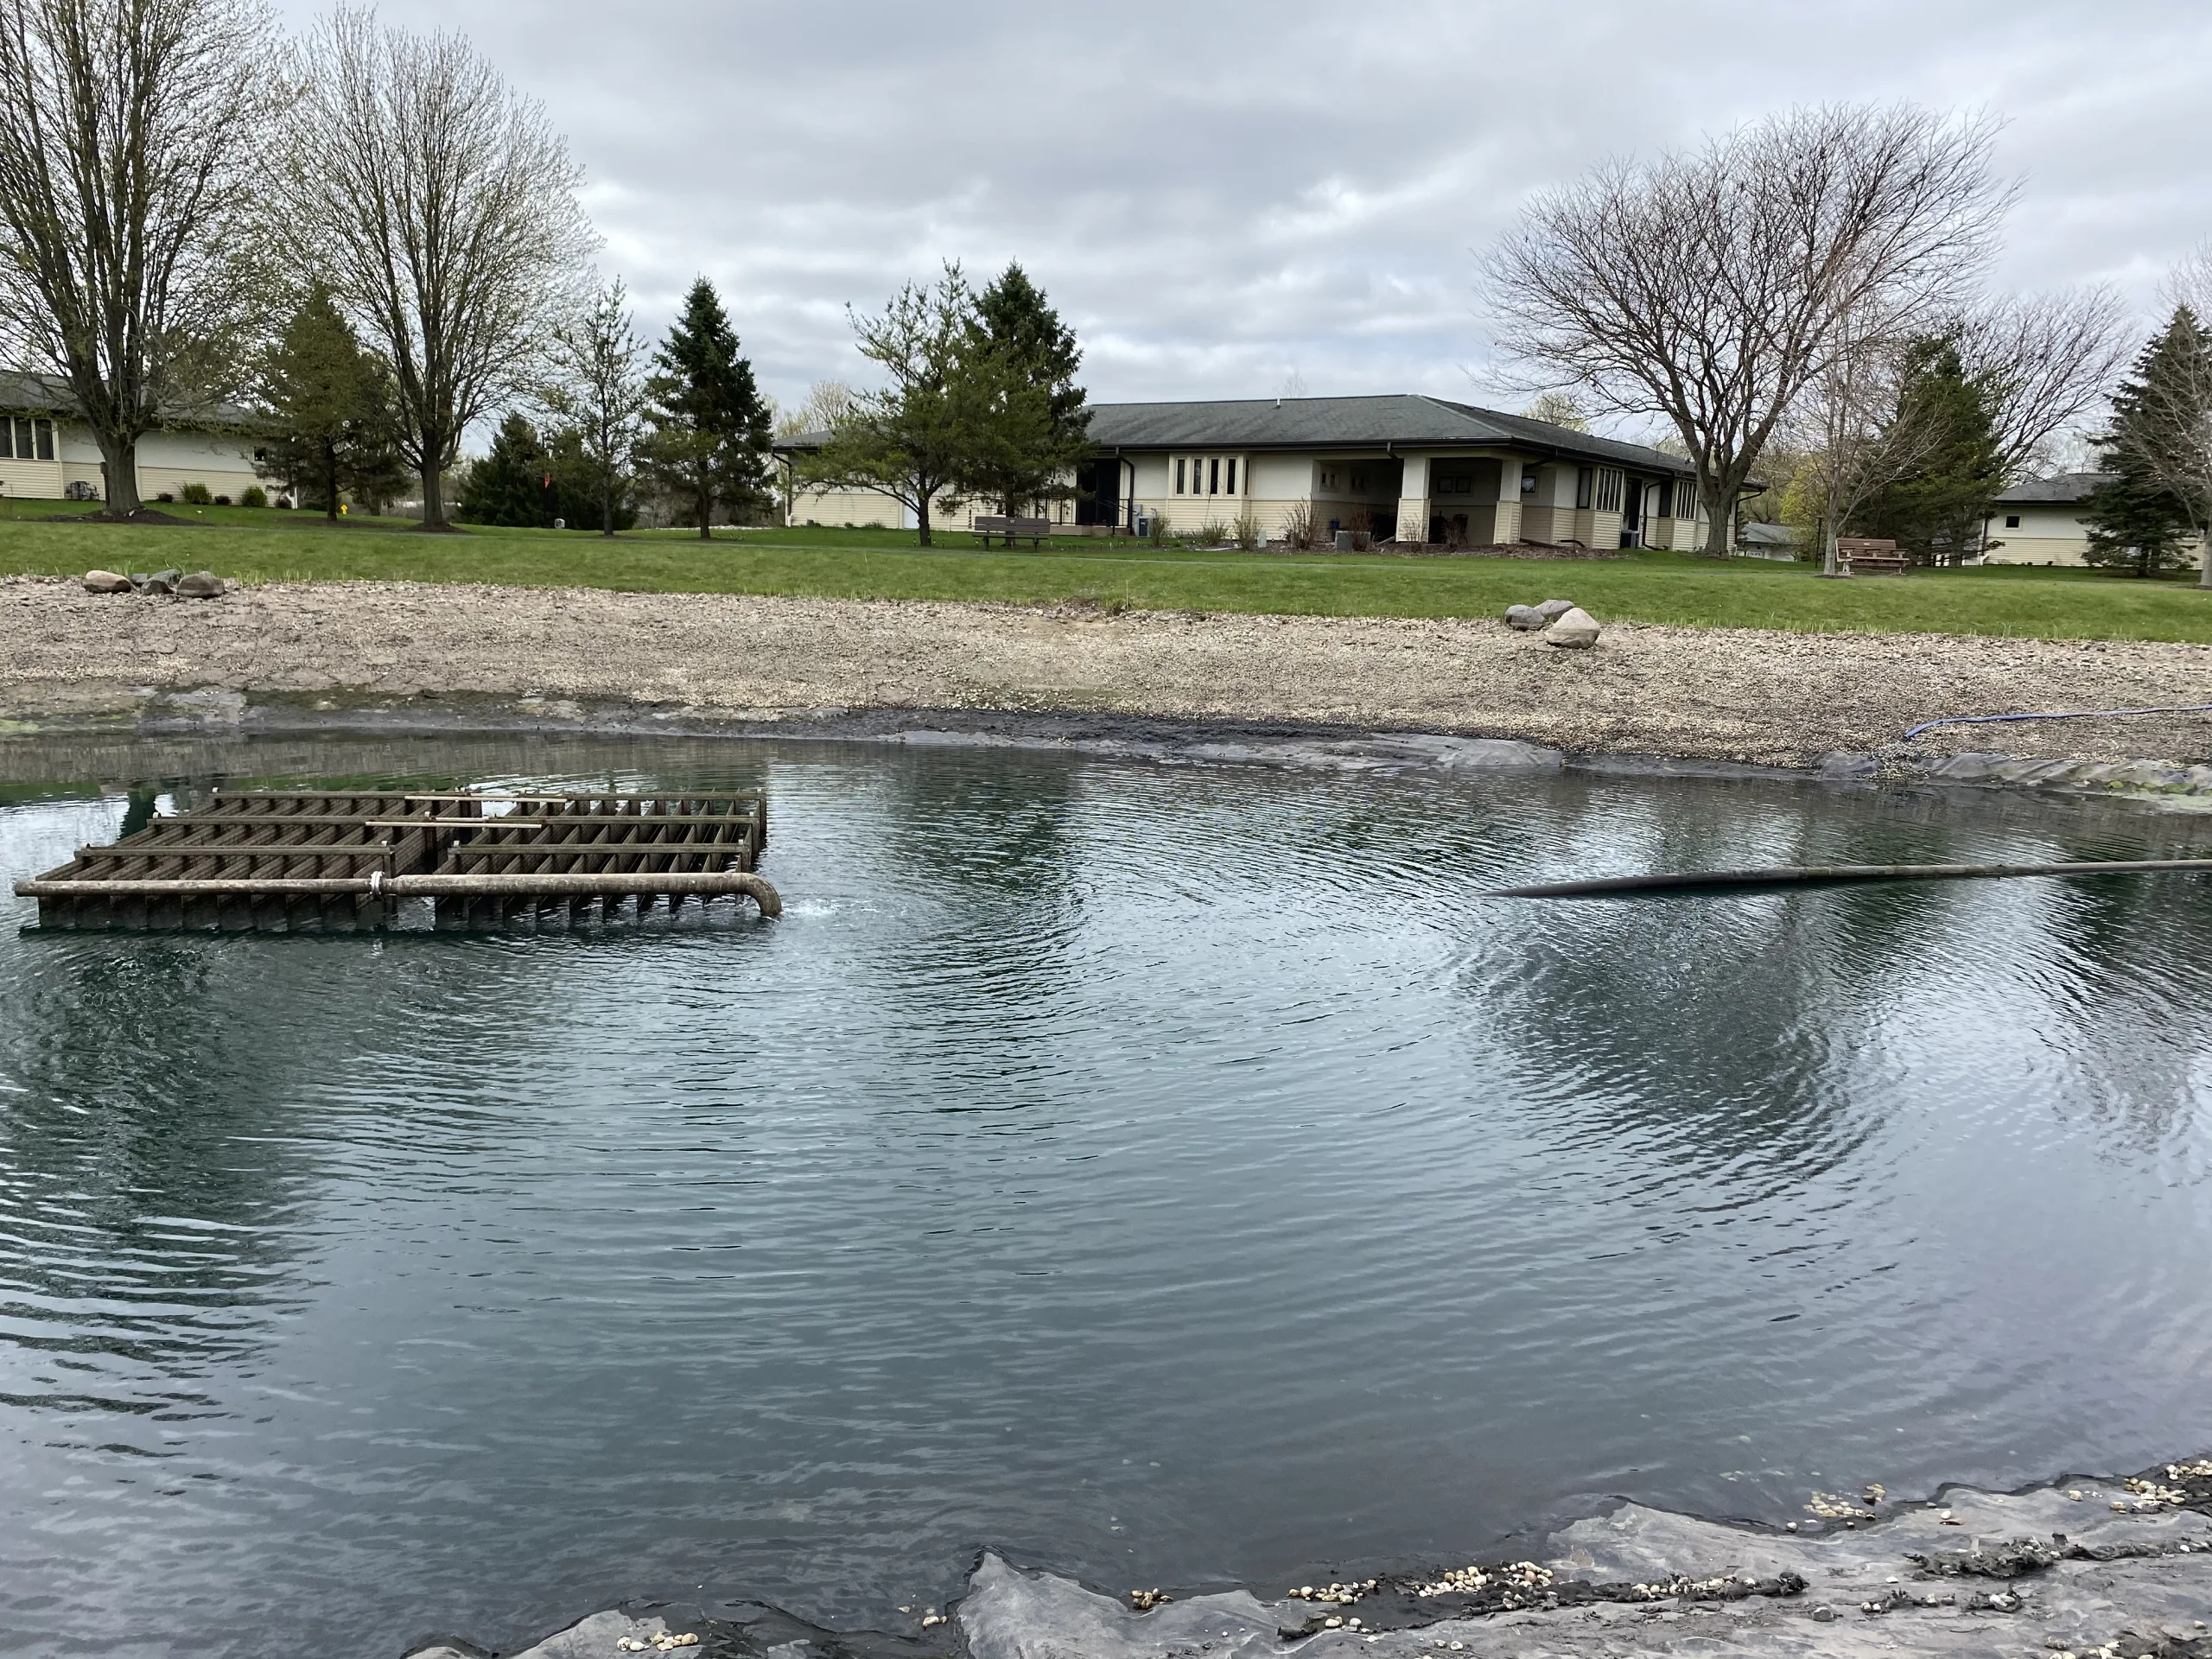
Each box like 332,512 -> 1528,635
2,499 -> 2208,643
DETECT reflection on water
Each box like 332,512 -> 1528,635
2,734 -> 2209,1659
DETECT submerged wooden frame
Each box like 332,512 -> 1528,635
16,790 -> 781,931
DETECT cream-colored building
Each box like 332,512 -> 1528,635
780,394 -> 1707,548
1980,473 -> 2116,567
0,371 -> 265,505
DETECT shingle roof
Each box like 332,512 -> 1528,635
776,393 -> 1695,475
0,365 -> 257,427
1993,472 -> 2112,505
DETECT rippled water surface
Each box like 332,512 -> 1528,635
3,733 -> 2211,1658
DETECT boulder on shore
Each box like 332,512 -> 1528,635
1504,604 -> 1546,631
175,571 -> 226,599
1535,598 -> 1577,621
82,570 -> 131,594
1543,607 -> 1601,649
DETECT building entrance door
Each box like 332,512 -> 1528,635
1621,479 -> 1644,548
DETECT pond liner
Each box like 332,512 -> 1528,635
13,787 -> 780,929
1488,856 -> 2212,899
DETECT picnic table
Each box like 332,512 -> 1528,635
1839,537 -> 1910,575
973,515 -> 1051,548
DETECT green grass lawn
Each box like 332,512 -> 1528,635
2,499 -> 2207,643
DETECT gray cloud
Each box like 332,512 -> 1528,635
271,0 -> 2212,422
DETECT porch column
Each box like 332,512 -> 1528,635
1395,454 -> 1430,544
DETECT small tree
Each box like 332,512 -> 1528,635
548,277 -> 646,537
640,278 -> 772,537
1853,337 -> 2003,565
0,0 -> 276,518
257,282 -> 404,520
966,262 -> 1090,514
457,412 -> 557,527
2081,308 -> 2208,578
800,264 -> 998,547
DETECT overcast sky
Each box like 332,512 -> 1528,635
276,0 -> 2212,428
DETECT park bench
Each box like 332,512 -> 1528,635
972,515 -> 1051,548
1839,536 -> 1910,575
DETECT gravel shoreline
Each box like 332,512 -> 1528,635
7,575 -> 2212,779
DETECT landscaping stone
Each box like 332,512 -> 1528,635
1535,598 -> 1577,621
133,569 -> 180,595
1504,604 -> 1546,631
174,572 -> 226,599
1543,607 -> 1601,649
81,570 -> 131,594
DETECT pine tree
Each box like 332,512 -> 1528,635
966,262 -> 1090,515
1852,338 -> 2002,565
2081,308 -> 2207,577
257,282 -> 404,520
458,411 -> 558,527
640,278 -> 772,537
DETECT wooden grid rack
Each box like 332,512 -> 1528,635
15,789 -> 781,931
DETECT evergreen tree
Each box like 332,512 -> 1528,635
2081,309 -> 2207,577
1851,337 -> 2002,564
640,278 -> 772,537
543,423 -> 637,530
457,411 -> 559,527
966,262 -> 1090,514
256,282 -> 404,520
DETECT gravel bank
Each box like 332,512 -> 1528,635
7,576 -> 2212,772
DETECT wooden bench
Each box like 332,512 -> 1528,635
972,515 -> 1051,547
1839,537 -> 1910,575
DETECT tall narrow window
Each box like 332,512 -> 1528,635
1575,467 -> 1593,510
34,418 -> 53,461
1227,458 -> 1237,494
1175,458 -> 1186,494
1209,457 -> 1220,495
0,419 -> 12,459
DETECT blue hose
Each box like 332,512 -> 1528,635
1900,703 -> 2212,741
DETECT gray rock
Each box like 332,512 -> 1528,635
133,569 -> 180,595
81,569 -> 131,593
174,571 -> 225,599
1504,604 -> 1547,631
1535,598 -> 1577,621
1543,606 -> 1601,649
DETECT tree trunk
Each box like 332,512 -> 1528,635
96,430 -> 142,517
1698,477 -> 1733,556
916,489 -> 932,547
323,441 -> 342,521
601,461 -> 614,537
420,464 -> 445,527
1822,523 -> 1842,578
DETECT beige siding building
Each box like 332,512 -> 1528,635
781,394 -> 1706,548
1980,473 -> 2120,567
0,372 -> 264,505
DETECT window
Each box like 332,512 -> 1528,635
1575,467 -> 1593,510
1209,457 -> 1220,495
1432,473 -> 1473,495
1593,467 -> 1624,512
2005,514 -> 2020,528
1520,467 -> 1538,495
1656,479 -> 1675,518
1226,458 -> 1237,494
33,418 -> 51,461
1175,458 -> 1185,494
0,419 -> 11,459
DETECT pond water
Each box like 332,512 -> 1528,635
2,733 -> 2210,1659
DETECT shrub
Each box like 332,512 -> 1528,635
240,486 -> 268,509
213,493 -> 231,506
1192,518 -> 1229,546
155,492 -> 175,504
1280,500 -> 1316,550
1146,511 -> 1171,546
1231,511 -> 1264,550
180,482 -> 212,505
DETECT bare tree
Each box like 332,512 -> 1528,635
276,8 -> 595,527
1948,287 -> 2130,482
1521,391 -> 1589,431
0,0 -> 276,518
1484,103 -> 2010,555
548,277 -> 645,537
1788,318 -> 1942,576
773,381 -> 858,442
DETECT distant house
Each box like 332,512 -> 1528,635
1735,521 -> 1808,560
778,394 -> 1708,549
0,370 -> 265,505
1980,474 -> 2116,567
